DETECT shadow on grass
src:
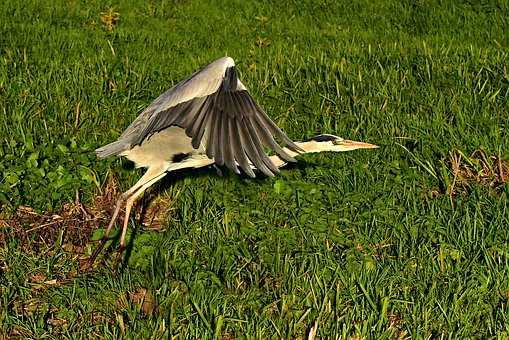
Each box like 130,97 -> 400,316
115,158 -> 318,271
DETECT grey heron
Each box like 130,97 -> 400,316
89,57 -> 377,265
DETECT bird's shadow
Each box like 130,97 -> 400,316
115,159 -> 317,270
114,165 -> 220,270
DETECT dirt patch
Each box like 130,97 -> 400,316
138,191 -> 178,231
448,149 -> 508,196
0,175 -> 174,255
116,287 -> 157,317
0,177 -> 118,254
0,202 -> 105,255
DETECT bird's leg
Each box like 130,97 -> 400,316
114,188 -> 144,264
87,194 -> 126,266
114,168 -> 167,263
87,165 -> 167,268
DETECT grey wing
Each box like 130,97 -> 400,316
98,58 -> 302,177
194,69 -> 303,177
95,58 -> 227,158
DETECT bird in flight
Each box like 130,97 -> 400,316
88,57 -> 377,266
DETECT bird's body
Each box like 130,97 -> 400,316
88,56 -> 378,267
96,57 -> 302,177
121,126 -> 202,169
96,57 -> 237,159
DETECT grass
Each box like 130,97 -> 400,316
1,0 -> 508,337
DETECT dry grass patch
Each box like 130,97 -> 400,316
116,287 -> 158,317
448,149 -> 508,196
0,176 -> 175,255
138,193 -> 178,231
0,177 -> 118,254
100,8 -> 119,32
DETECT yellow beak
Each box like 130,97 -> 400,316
334,139 -> 379,149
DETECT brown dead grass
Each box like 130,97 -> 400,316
116,287 -> 157,317
100,8 -> 119,32
138,193 -> 177,231
448,149 -> 509,197
0,177 -> 118,254
0,175 -> 174,255
128,287 -> 157,316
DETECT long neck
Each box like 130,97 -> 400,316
269,140 -> 333,168
180,137 -> 374,174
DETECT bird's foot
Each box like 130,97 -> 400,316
113,245 -> 126,272
83,236 -> 109,271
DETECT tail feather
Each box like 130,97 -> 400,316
95,140 -> 129,158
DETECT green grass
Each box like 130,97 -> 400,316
1,0 -> 509,338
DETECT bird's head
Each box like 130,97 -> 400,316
309,134 -> 378,152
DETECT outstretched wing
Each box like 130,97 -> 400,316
100,57 -> 302,177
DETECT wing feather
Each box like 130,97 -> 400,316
238,119 -> 274,177
206,105 -> 222,160
223,117 -> 238,173
189,96 -> 213,148
214,111 -> 226,166
244,118 -> 280,174
101,57 -> 301,176
192,112 -> 211,149
231,119 -> 254,177
252,115 -> 296,163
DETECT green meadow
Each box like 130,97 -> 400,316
1,0 -> 508,338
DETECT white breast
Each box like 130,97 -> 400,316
121,126 -> 204,168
